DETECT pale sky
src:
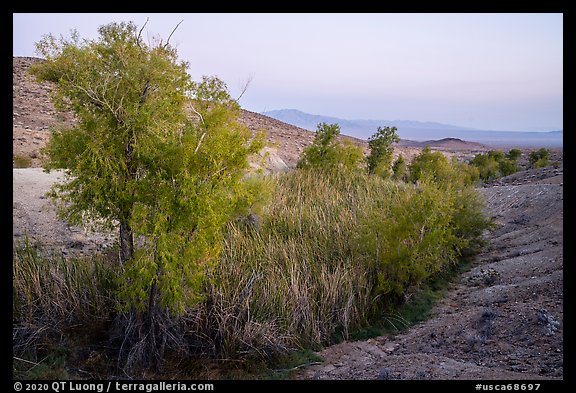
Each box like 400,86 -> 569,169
13,13 -> 563,132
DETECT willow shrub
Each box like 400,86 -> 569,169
213,166 -> 491,354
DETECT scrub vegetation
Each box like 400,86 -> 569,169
13,20 -> 493,378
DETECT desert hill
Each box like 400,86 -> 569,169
13,56 -> 491,171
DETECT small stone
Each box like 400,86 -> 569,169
377,367 -> 392,380
322,365 -> 336,373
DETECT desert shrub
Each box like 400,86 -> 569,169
356,172 -> 490,306
355,177 -> 458,302
408,146 -> 450,183
469,153 -> 500,180
452,157 -> 481,185
506,148 -> 522,161
13,165 -> 492,373
408,146 -> 477,186
529,148 -> 550,168
13,154 -> 32,168
469,149 -> 520,181
391,154 -> 407,181
297,123 -> 363,171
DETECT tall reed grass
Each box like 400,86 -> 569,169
13,238 -> 117,369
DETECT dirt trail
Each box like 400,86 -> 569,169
293,167 -> 563,380
13,168 -> 116,257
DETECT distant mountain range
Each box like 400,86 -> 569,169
263,109 -> 563,148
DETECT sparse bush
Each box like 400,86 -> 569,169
408,146 -> 475,185
468,149 -> 520,181
360,150 -> 491,306
506,148 -> 522,161
529,148 -> 550,168
355,176 -> 460,303
13,154 -> 32,168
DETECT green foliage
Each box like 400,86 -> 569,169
408,146 -> 470,185
506,148 -> 522,161
31,21 -> 265,314
32,21 -> 192,234
529,148 -> 550,168
452,157 -> 480,185
353,147 -> 493,303
468,149 -> 520,181
22,21 -> 496,372
356,176 -> 459,303
366,126 -> 400,177
296,122 -> 363,171
391,154 -> 407,181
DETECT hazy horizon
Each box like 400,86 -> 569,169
13,13 -> 563,132
263,108 -> 563,132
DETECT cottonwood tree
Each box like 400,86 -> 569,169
32,22 -> 265,325
366,126 -> 400,177
297,122 -> 363,171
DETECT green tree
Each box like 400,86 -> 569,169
366,126 -> 400,177
297,122 -> 363,171
506,148 -> 522,161
31,22 -> 265,317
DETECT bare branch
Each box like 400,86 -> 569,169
164,20 -> 184,48
235,74 -> 254,103
189,104 -> 207,154
137,18 -> 149,47
189,105 -> 205,127
194,132 -> 206,154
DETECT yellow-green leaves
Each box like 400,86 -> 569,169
297,123 -> 364,171
31,21 -> 266,314
366,126 -> 400,177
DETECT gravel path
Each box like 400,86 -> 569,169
13,168 -> 115,257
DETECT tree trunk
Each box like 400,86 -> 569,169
119,219 -> 134,264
